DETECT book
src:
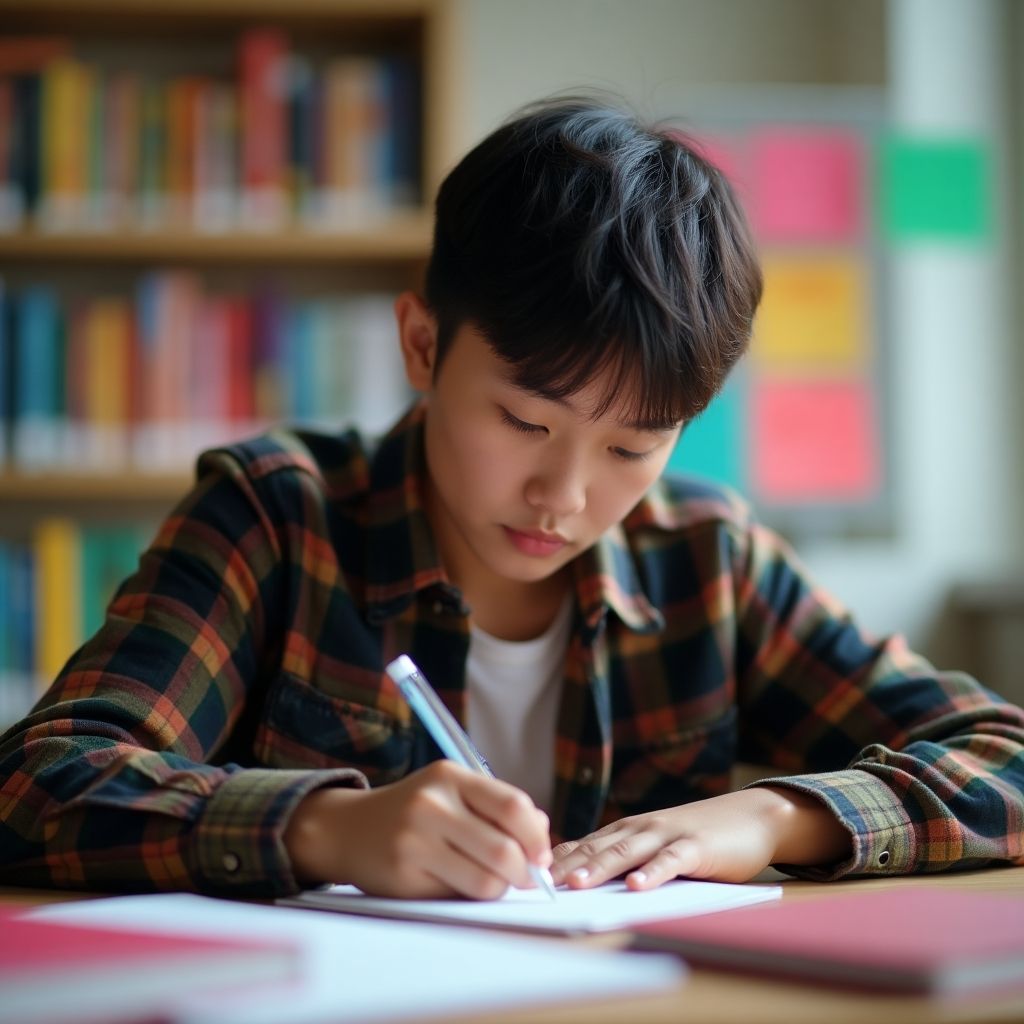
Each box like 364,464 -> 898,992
33,516 -> 82,686
279,877 -> 781,936
1,907 -> 301,1024
629,886 -> 1024,996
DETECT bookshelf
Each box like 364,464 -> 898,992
0,0 -> 458,718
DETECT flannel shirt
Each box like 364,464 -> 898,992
2,404 -> 1022,896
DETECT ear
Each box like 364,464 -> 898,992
394,291 -> 438,393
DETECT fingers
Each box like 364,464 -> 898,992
459,769 -> 553,869
624,840 -> 703,890
550,825 -> 667,889
411,762 -> 552,897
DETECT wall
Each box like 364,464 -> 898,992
443,0 -> 1022,653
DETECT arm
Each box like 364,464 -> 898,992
552,512 -> 1024,888
0,449 -> 363,897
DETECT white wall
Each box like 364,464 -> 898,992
443,0 -> 1022,651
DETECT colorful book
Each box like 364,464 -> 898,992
33,516 -> 82,687
40,57 -> 92,229
238,28 -> 289,228
81,525 -> 144,639
630,887 -> 1024,996
12,285 -> 63,469
1,908 -> 300,1024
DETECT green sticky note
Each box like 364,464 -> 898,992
665,380 -> 745,492
880,136 -> 990,240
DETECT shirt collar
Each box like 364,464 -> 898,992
363,402 -> 663,634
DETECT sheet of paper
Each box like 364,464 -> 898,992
281,878 -> 781,934
29,893 -> 685,1024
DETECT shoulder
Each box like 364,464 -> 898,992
195,425 -> 374,511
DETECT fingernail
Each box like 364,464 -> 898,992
629,870 -> 647,885
571,867 -> 590,883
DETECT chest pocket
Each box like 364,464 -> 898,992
608,706 -> 738,815
256,671 -> 413,785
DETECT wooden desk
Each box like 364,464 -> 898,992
4,867 -> 1024,1024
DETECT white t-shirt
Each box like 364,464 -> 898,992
465,596 -> 574,814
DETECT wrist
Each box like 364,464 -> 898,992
283,786 -> 367,886
755,785 -> 852,868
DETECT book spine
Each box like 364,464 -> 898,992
238,28 -> 289,229
40,58 -> 90,230
0,276 -> 8,465
33,517 -> 82,689
12,286 -> 62,469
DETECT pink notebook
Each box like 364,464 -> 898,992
630,887 -> 1024,996
1,909 -> 301,1023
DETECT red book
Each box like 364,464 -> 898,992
1,908 -> 300,1023
238,28 -> 288,227
630,887 -> 1024,996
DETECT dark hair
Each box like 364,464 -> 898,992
424,95 -> 763,427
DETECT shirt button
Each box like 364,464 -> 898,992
877,849 -> 891,866
577,766 -> 594,785
222,852 -> 241,874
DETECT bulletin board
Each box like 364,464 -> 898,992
661,87 -> 990,540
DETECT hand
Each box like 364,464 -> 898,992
550,786 -> 851,890
283,760 -> 553,900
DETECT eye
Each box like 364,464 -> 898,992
500,408 -> 547,435
610,446 -> 651,463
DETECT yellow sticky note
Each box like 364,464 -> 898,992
753,255 -> 869,370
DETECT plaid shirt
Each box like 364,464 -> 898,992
2,404 -> 1022,897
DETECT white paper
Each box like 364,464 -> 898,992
280,878 -> 782,934
30,892 -> 685,1024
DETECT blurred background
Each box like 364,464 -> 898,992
0,0 -> 1020,725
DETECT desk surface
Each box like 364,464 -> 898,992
4,866 -> 1024,1024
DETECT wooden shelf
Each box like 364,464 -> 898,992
0,214 -> 433,264
0,0 -> 436,26
0,473 -> 191,503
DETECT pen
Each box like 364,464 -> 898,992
385,654 -> 558,901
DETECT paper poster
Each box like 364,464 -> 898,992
689,134 -> 746,195
750,377 -> 880,502
665,379 -> 745,492
748,128 -> 865,243
753,255 -> 869,370
880,136 -> 990,240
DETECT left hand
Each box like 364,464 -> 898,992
550,786 -> 852,890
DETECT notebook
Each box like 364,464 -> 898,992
629,887 -> 1024,996
1,908 -> 301,1024
279,877 -> 781,934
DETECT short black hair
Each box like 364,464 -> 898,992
424,95 -> 763,428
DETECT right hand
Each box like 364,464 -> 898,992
283,760 -> 553,900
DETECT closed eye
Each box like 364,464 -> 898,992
610,446 -> 651,463
500,408 -> 547,435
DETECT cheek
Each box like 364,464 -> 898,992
589,462 -> 665,526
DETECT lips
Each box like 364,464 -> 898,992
503,525 -> 568,558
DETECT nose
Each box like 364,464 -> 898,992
523,450 -> 587,519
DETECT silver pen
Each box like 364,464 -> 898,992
385,654 -> 558,900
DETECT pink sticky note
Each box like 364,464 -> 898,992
751,378 -> 880,502
749,129 -> 866,243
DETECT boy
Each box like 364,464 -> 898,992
1,98 -> 1022,899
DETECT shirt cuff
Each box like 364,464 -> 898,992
745,769 -> 913,881
192,767 -> 368,896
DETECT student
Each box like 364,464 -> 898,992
1,98 -> 1022,900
